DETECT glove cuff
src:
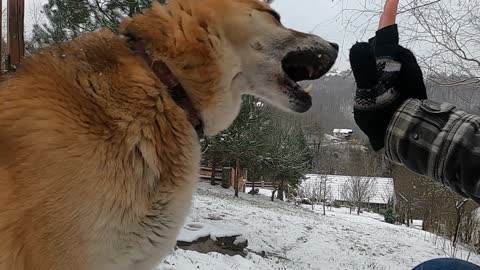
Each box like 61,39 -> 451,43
369,24 -> 400,58
376,24 -> 399,47
354,98 -> 403,151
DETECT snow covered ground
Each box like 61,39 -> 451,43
156,183 -> 480,270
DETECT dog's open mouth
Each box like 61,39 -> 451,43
281,50 -> 336,113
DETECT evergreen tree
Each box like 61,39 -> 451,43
204,96 -> 273,196
384,208 -> 397,224
30,0 -> 164,48
265,118 -> 312,201
203,96 -> 312,200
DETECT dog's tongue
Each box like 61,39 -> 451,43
304,84 -> 313,95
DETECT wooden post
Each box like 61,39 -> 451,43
0,0 -> 2,71
242,169 -> 247,193
7,0 -> 25,71
210,160 -> 217,186
221,167 -> 231,189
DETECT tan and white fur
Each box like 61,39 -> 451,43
0,0 -> 337,269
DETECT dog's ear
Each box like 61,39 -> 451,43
151,1 -> 163,13
119,17 -> 133,36
119,0 -> 176,37
150,1 -> 167,16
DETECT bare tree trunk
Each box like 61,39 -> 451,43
210,159 -> 217,186
422,211 -> 429,231
277,179 -> 285,201
322,181 -> 326,215
270,179 -> 277,202
234,159 -> 239,197
271,189 -> 277,202
453,199 -> 469,247
406,207 -> 410,227
453,212 -> 462,247
242,169 -> 247,193
357,200 -> 361,215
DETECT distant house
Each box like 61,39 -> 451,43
308,133 -> 366,151
302,174 -> 395,212
333,129 -> 353,140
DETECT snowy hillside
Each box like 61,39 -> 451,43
157,183 -> 480,270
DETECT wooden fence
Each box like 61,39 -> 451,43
199,166 -> 223,182
245,181 -> 274,190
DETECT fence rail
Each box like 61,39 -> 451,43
245,181 -> 274,190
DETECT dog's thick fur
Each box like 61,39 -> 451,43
0,0 -> 337,269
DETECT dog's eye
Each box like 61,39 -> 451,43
266,10 -> 281,23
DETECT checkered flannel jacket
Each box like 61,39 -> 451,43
385,99 -> 480,202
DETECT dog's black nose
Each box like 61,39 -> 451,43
329,42 -> 339,51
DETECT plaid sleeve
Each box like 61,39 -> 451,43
385,99 -> 480,201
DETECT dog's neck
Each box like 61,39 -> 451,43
128,38 -> 204,139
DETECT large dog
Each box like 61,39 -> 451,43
0,0 -> 337,269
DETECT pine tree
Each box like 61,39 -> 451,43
384,208 -> 397,224
30,0 -> 164,48
204,96 -> 274,196
266,118 -> 312,201
203,96 -> 313,199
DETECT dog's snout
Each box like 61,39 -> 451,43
329,42 -> 339,51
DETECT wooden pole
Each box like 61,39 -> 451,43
7,0 -> 25,71
0,0 -> 2,71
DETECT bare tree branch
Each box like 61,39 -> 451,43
338,0 -> 480,86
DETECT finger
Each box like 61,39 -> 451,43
349,42 -> 378,89
379,0 -> 399,29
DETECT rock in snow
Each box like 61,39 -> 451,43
176,222 -> 248,257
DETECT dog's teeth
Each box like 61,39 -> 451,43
307,66 -> 314,77
304,84 -> 314,95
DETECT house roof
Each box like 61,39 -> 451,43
302,174 -> 395,205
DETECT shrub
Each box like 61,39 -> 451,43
384,207 -> 397,224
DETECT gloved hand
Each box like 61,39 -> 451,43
349,23 -> 427,151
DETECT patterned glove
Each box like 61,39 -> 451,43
349,24 -> 427,151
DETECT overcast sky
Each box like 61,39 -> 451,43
20,0 -> 385,70
272,0 -> 381,70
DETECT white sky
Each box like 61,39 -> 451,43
20,0 -> 387,70
271,0 -> 383,70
